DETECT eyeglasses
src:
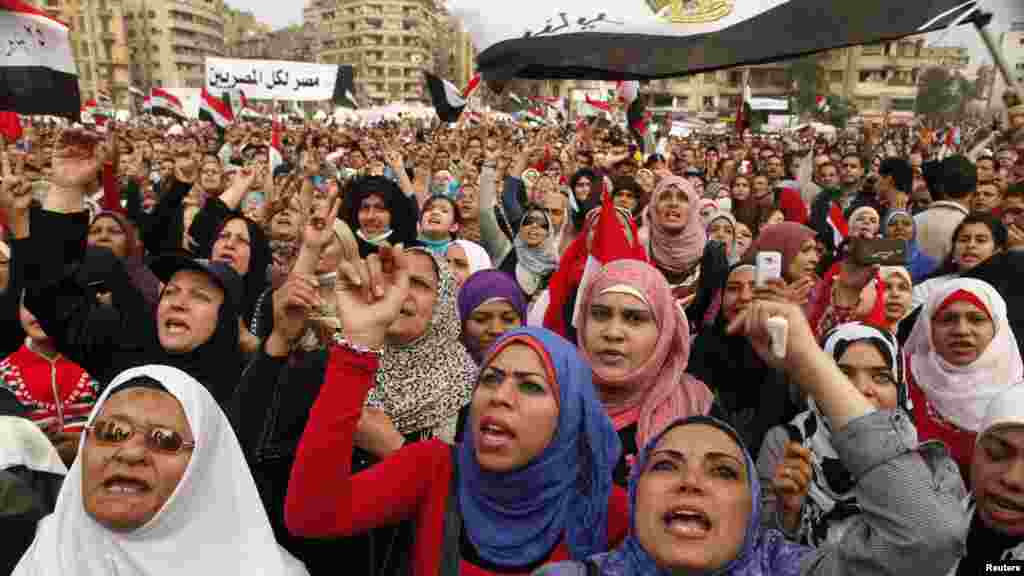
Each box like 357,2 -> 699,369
85,418 -> 195,454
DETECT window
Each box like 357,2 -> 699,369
702,95 -> 715,109
830,70 -> 843,83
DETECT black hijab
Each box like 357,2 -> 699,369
342,176 -> 419,257
687,263 -> 802,454
212,215 -> 271,329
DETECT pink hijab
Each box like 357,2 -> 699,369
577,259 -> 714,447
646,175 -> 707,275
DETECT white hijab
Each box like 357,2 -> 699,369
978,383 -> 1024,440
14,365 -> 307,576
450,239 -> 493,275
0,416 -> 67,476
905,278 -> 1024,432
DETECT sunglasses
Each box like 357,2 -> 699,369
86,418 -> 195,454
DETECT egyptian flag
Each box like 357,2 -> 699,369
826,202 -> 849,249
0,0 -> 80,118
450,0 -> 981,80
618,80 -> 648,150
735,81 -> 752,134
199,88 -> 234,129
583,95 -> 612,114
544,181 -> 647,338
816,95 -> 830,114
0,112 -> 22,142
149,88 -> 185,119
269,120 -> 284,175
425,72 -> 467,123
81,99 -> 109,127
331,65 -> 359,109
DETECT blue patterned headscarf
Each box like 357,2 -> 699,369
457,326 -> 622,567
882,209 -> 938,283
589,416 -> 809,576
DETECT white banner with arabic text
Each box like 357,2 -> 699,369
205,57 -> 338,101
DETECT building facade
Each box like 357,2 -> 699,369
226,23 -> 319,62
545,35 -> 969,121
30,0 -> 134,107
122,0 -> 227,90
223,6 -> 271,50
305,0 -> 440,106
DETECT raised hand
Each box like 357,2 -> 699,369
1,148 -> 32,215
773,442 -> 813,532
51,129 -> 103,190
383,147 -> 404,171
725,299 -> 814,369
302,187 -> 341,251
354,407 -> 405,457
335,244 -> 410,349
272,273 -> 322,344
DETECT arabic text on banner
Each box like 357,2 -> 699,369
205,57 -> 339,102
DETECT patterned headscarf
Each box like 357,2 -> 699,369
365,248 -> 477,441
783,323 -> 906,547
586,416 -> 808,576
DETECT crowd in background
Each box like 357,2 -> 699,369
0,91 -> 1023,576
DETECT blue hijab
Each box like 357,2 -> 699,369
586,416 -> 808,576
882,209 -> 938,283
457,326 -> 622,567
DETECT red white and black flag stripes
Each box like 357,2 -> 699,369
199,88 -> 234,129
0,0 -> 79,118
450,0 -> 980,80
425,72 -> 468,123
148,88 -> 185,119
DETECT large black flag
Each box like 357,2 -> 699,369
331,65 -> 359,109
450,0 -> 982,80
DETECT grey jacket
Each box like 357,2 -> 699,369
535,410 -> 966,576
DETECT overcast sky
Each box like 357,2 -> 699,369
227,0 -> 1022,72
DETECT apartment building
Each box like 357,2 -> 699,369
224,7 -> 271,49
30,0 -> 134,107
227,23 -> 319,63
305,0 -> 440,106
436,15 -> 474,91
122,0 -> 227,90
546,34 -> 969,121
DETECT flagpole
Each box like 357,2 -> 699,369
973,15 -> 1022,97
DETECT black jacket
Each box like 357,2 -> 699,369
22,210 -> 242,405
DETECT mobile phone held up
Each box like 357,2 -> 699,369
755,251 -> 782,287
850,238 -> 907,267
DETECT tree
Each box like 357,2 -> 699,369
823,95 -> 857,129
786,54 -> 826,117
915,67 -> 958,125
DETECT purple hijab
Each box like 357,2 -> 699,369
543,416 -> 809,576
456,269 -> 528,363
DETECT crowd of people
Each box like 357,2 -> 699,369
0,91 -> 1023,576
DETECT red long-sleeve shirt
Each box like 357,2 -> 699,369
285,346 -> 630,576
